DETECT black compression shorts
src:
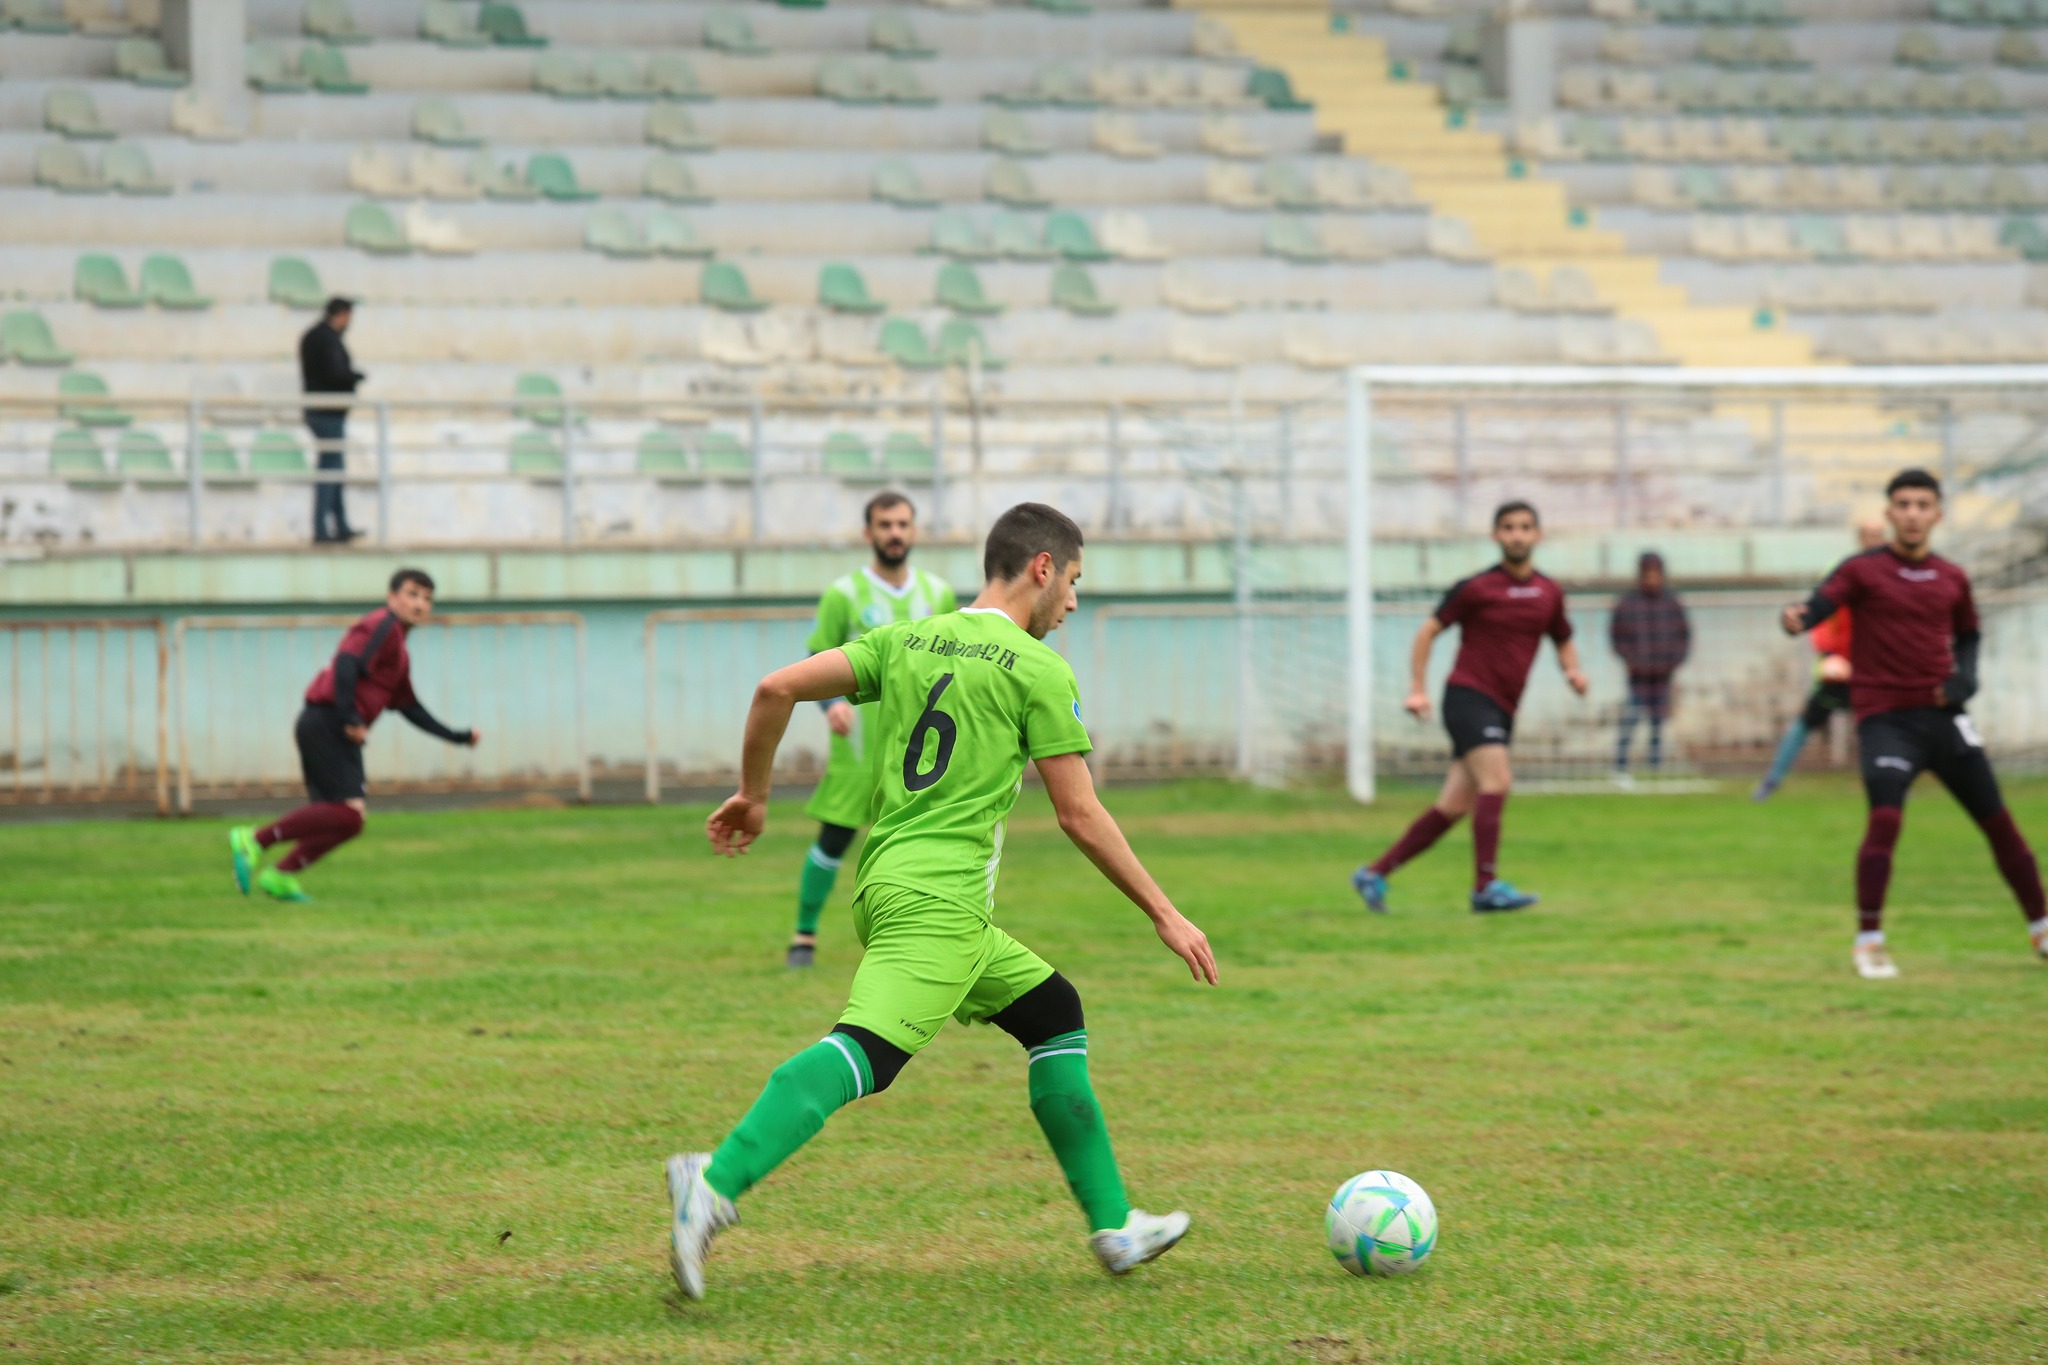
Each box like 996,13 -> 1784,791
1443,684 -> 1514,758
296,703 -> 366,803
1800,680 -> 1852,733
1857,706 -> 2003,819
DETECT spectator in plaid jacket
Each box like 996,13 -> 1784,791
1611,552 -> 1691,775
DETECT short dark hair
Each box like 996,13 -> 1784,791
324,297 -> 354,319
1886,468 -> 1942,500
864,490 -> 914,526
389,567 -> 435,595
1493,499 -> 1540,528
983,502 -> 1084,583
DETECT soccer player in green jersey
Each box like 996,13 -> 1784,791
671,502 -> 1219,1299
788,491 -> 957,969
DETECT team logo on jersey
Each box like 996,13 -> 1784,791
860,603 -> 890,629
1073,700 -> 1084,722
1896,567 -> 1939,582
1506,585 -> 1545,599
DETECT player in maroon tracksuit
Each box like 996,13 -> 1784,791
1783,469 -> 2048,979
227,568 -> 480,902
1353,501 -> 1589,914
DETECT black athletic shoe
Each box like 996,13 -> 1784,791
785,943 -> 815,969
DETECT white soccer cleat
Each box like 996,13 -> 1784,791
2031,921 -> 2048,960
1853,941 -> 1900,980
665,1152 -> 737,1301
1089,1208 -> 1191,1275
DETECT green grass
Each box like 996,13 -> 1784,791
3,779 -> 2047,1364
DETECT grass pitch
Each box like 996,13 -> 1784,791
2,779 -> 2046,1364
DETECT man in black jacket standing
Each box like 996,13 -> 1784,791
299,298 -> 364,544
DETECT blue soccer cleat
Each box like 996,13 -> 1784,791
1471,879 -> 1539,914
1350,866 -> 1389,914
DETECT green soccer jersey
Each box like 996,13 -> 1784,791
839,606 -> 1092,918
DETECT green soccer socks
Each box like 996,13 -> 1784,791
703,1035 -> 870,1202
794,843 -> 841,937
1027,1030 -> 1132,1234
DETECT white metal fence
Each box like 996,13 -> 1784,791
0,619 -> 169,812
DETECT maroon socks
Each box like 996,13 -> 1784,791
1472,793 -> 1506,891
1856,806 -> 1904,934
1370,807 -> 1457,877
257,802 -> 364,873
1977,807 -> 2046,923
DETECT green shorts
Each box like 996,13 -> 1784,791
838,882 -> 1055,1056
805,714 -> 878,829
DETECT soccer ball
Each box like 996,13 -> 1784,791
1325,1169 -> 1436,1277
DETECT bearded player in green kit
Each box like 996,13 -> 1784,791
671,503 -> 1219,1298
788,491 -> 957,968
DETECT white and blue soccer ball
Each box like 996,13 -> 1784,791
1325,1169 -> 1437,1277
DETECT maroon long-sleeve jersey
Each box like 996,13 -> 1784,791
1810,547 -> 1978,722
1435,565 -> 1573,715
305,608 -> 417,726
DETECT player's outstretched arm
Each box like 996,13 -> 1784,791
1556,638 -> 1589,696
1405,619 -> 1444,720
707,651 -> 859,858
1035,752 -> 1219,986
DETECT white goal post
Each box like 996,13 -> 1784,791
1342,365 -> 2048,804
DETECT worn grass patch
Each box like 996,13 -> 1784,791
3,779 -> 2048,1363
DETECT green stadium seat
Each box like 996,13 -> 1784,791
873,158 -> 938,207
535,52 -> 599,99
116,38 -> 186,88
882,432 -> 935,473
646,209 -> 713,258
472,153 -> 539,200
1051,263 -> 1115,316
3,310 -> 73,365
649,54 -> 712,101
990,212 -> 1052,260
302,44 -> 368,94
1961,73 -> 2009,113
1791,215 -> 1851,262
139,254 -> 211,310
1043,212 -> 1107,262
820,263 -> 885,315
480,2 -> 546,46
199,431 -> 247,484
4,0 -> 70,33
878,62 -> 936,106
705,7 -> 769,55
636,428 -> 693,481
50,428 -> 116,487
1896,29 -> 1952,71
1572,118 -> 1624,161
246,41 -> 309,93
117,429 -> 181,484
414,99 -> 482,146
1259,162 -> 1319,212
1996,30 -> 2048,70
104,142 -> 171,194
936,261 -> 1003,315
879,318 -> 941,370
527,152 -> 598,201
1679,166 -> 1734,210
698,431 -> 751,477
58,372 -> 131,427
983,109 -> 1051,157
269,256 -> 324,308
987,159 -> 1050,208
700,261 -> 768,312
1987,169 -> 2040,211
646,154 -> 709,203
250,428 -> 309,475
509,429 -> 564,478
77,254 -> 142,306
1923,122 -> 1972,162
1247,68 -> 1309,112
931,211 -> 995,259
935,318 -> 1003,370
305,0 -> 368,45
36,141 -> 105,193
1039,62 -> 1097,108
345,201 -> 411,254
44,88 -> 114,139
515,373 -> 567,426
1263,215 -> 1329,263
421,0 -> 489,46
819,56 -> 884,104
585,205 -> 651,258
821,431 -> 875,476
870,10 -> 933,58
1775,121 -> 1823,163
1440,67 -> 1486,109
594,54 -> 655,100
647,102 -> 713,150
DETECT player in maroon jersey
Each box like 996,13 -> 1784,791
1783,469 -> 2048,979
1353,501 -> 1589,914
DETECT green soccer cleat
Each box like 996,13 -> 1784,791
257,868 -> 311,903
228,825 -> 260,894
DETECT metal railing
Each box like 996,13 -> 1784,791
0,619 -> 169,812
172,611 -> 590,812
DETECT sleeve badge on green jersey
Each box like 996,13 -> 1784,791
1073,700 -> 1084,721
